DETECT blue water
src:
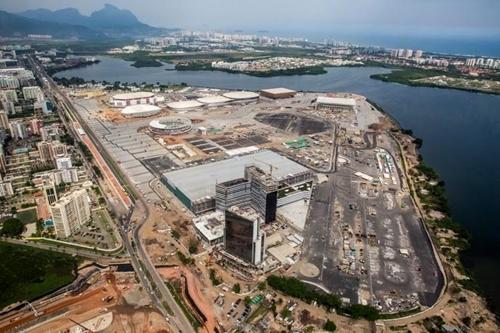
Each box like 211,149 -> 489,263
55,56 -> 500,312
249,29 -> 500,57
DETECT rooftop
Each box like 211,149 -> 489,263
121,104 -> 161,115
167,100 -> 203,109
112,91 -> 154,100
149,116 -> 191,129
196,95 -> 232,104
261,87 -> 297,95
193,211 -> 225,242
222,91 -> 259,100
316,96 -> 356,107
162,150 -> 310,202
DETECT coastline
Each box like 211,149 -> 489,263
174,63 -> 328,77
54,54 -> 500,95
377,102 -> 498,323
370,70 -> 500,96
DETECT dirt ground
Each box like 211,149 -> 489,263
0,271 -> 170,333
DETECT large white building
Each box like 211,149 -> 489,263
110,91 -> 156,107
0,75 -> 19,89
222,91 -> 259,102
50,189 -> 91,238
121,104 -> 161,118
33,169 -> 79,187
315,96 -> 356,112
167,100 -> 204,111
149,116 -> 192,135
22,86 -> 43,100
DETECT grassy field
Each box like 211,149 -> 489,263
0,242 -> 77,308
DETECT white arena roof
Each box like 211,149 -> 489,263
316,96 -> 356,107
261,87 -> 297,94
112,91 -> 154,100
196,95 -> 232,104
222,91 -> 259,100
167,100 -> 204,110
121,104 -> 161,116
162,150 -> 310,202
149,116 -> 191,130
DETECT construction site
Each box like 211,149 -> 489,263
0,264 -> 170,333
0,84 -> 447,333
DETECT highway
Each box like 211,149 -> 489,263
27,55 -> 194,333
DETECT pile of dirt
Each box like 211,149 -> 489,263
255,112 -> 331,135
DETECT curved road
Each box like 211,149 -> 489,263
28,55 -> 194,333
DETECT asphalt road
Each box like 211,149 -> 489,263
29,56 -> 194,333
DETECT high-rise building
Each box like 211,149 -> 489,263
0,111 -> 9,130
40,124 -> 61,141
1,90 -> 18,102
37,140 -> 67,163
0,143 -> 6,174
0,75 -> 19,89
414,50 -> 423,58
9,120 -> 27,140
465,58 -> 476,67
1,100 -> 15,115
215,165 -> 278,223
216,178 -> 251,211
22,86 -> 42,100
224,206 -> 265,265
30,118 -> 43,135
245,166 -> 278,223
50,188 -> 91,238
403,49 -> 413,58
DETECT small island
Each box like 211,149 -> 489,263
130,59 -> 163,68
370,67 -> 500,95
175,61 -> 328,77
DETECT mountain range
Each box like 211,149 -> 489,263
0,4 -> 173,39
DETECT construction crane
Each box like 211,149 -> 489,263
252,158 -> 279,176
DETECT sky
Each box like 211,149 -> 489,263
1,0 -> 500,38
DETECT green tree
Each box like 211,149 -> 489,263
171,229 -> 181,240
323,320 -> 337,332
188,238 -> 199,254
232,283 -> 241,293
1,218 -> 24,237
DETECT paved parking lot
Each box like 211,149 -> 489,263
300,138 -> 442,312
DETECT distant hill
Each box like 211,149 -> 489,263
0,10 -> 103,39
18,8 -> 90,26
18,4 -> 174,37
